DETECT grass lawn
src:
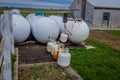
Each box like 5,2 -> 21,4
70,39 -> 120,80
103,30 -> 120,36
18,64 -> 75,80
21,12 -> 63,17
11,54 -> 16,79
0,7 -> 67,17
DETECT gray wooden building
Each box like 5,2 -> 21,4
69,0 -> 86,19
69,0 -> 120,28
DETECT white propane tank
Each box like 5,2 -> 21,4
57,48 -> 71,68
26,13 -> 35,23
26,13 -> 44,28
49,15 -> 74,33
49,15 -> 64,33
32,17 -> 59,44
51,41 -> 59,55
59,33 -> 68,43
12,14 -> 30,43
47,40 -> 54,53
11,9 -> 20,14
66,20 -> 89,44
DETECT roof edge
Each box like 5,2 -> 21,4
95,7 -> 120,10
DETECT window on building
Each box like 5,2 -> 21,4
102,12 -> 110,26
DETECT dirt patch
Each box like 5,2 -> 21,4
89,30 -> 120,51
17,40 -> 85,65
17,41 -> 55,64
18,63 -> 80,80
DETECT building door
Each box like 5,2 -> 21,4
102,12 -> 110,26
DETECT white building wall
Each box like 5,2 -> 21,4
93,9 -> 120,27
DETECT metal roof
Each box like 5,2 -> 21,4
87,0 -> 120,8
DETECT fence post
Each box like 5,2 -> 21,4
9,11 -> 14,55
3,10 -> 12,80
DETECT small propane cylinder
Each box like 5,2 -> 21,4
57,48 -> 71,68
51,41 -> 59,55
59,33 -> 68,43
52,43 -> 65,60
52,44 -> 60,60
47,37 -> 54,53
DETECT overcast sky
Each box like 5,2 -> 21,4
0,0 -> 73,9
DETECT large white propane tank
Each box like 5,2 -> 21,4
59,33 -> 68,43
26,13 -> 35,24
26,13 -> 44,28
57,48 -> 71,68
66,20 -> 89,44
32,17 -> 59,44
11,9 -> 20,14
49,15 -> 64,33
49,15 -> 74,33
12,14 -> 30,43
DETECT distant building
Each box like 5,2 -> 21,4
69,0 -> 120,28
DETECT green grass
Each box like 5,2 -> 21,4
19,64 -> 73,80
103,30 -> 120,36
44,13 -> 63,17
0,7 -> 67,17
0,12 -> 3,14
70,39 -> 120,80
21,13 -> 29,17
11,54 -> 16,80
21,12 -> 63,17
